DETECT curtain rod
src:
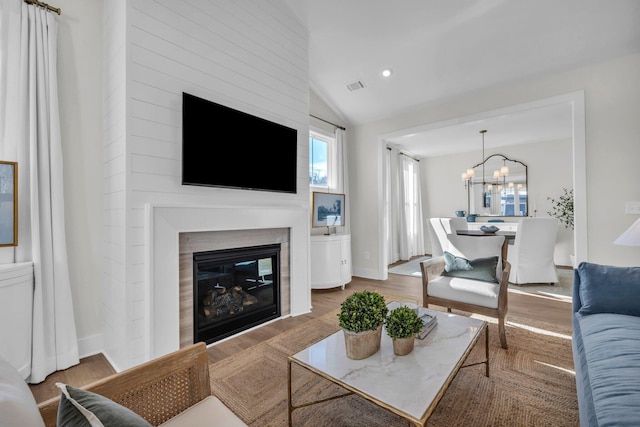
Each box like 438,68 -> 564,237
387,146 -> 420,162
399,151 -> 420,162
24,0 -> 61,15
309,114 -> 346,131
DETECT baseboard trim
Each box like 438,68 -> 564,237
77,333 -> 103,360
352,267 -> 384,280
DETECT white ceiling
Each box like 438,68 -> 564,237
385,101 -> 574,158
287,0 -> 640,157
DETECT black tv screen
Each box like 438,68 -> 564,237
182,92 -> 297,193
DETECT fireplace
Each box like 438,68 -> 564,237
150,206 -> 307,360
193,244 -> 281,344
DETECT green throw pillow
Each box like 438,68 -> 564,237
443,251 -> 473,272
56,383 -> 152,427
442,252 -> 499,284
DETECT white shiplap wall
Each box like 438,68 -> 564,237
104,0 -> 309,370
103,0 -> 128,370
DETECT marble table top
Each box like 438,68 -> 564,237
290,307 -> 486,423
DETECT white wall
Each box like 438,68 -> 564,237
102,0 -> 127,368
310,89 -> 346,134
350,53 -> 640,279
100,0 -> 309,370
422,138 -> 574,265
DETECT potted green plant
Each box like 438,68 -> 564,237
547,188 -> 575,267
547,188 -> 574,231
385,306 -> 425,356
337,290 -> 388,359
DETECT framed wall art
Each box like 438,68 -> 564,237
0,161 -> 17,247
312,192 -> 345,228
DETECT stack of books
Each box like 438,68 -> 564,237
417,310 -> 438,339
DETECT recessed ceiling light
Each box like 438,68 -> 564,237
382,68 -> 393,78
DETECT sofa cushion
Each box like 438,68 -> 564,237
577,262 -> 640,316
56,383 -> 152,427
0,355 -> 45,427
159,396 -> 247,426
442,252 -> 499,283
574,312 -> 640,426
572,312 -> 595,427
427,275 -> 499,309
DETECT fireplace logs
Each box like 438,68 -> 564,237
201,285 -> 259,319
193,244 -> 281,344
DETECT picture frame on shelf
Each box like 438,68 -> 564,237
0,161 -> 18,247
312,192 -> 345,228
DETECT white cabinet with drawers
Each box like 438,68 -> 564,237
310,234 -> 352,290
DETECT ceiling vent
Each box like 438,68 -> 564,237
346,80 -> 365,92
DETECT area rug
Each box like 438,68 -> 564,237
209,304 -> 578,426
387,256 -> 431,277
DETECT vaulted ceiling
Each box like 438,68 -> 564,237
287,0 -> 640,156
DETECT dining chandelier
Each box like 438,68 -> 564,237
461,129 -> 509,190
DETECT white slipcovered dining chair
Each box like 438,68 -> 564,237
420,234 -> 511,348
427,217 -> 468,257
508,217 -> 560,285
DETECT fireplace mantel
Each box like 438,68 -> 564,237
146,204 -> 311,359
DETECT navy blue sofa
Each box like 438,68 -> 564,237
572,262 -> 640,426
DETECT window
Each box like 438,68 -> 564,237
309,130 -> 335,188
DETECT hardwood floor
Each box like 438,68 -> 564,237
29,353 -> 116,404
29,273 -> 571,404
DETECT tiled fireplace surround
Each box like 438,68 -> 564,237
148,205 -> 310,359
179,229 -> 289,349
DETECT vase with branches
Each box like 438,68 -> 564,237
547,188 -> 574,230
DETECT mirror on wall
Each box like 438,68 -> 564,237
466,154 -> 527,216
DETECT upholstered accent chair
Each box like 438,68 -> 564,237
508,217 -> 560,285
420,234 -> 511,348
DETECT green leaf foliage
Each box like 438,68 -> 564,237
547,188 -> 574,230
385,306 -> 425,339
337,290 -> 388,333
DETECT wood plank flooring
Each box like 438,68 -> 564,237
29,272 -> 572,404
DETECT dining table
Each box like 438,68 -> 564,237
456,229 -> 516,241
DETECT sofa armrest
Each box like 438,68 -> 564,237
38,342 -> 211,427
420,257 -> 445,306
572,267 -> 583,313
420,256 -> 446,282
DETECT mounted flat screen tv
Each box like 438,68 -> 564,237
182,92 -> 297,193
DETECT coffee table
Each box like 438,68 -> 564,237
287,307 -> 488,426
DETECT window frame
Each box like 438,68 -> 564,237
309,128 -> 337,191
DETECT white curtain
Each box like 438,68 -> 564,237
0,0 -> 79,383
397,154 -> 425,260
384,148 -> 399,265
335,128 -> 350,233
